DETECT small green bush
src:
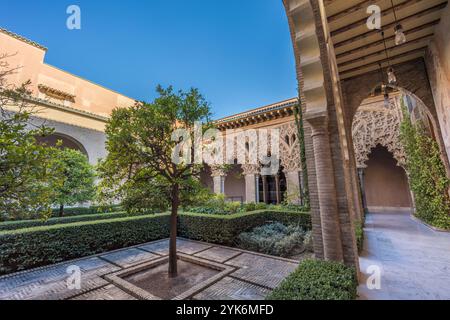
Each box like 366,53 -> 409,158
185,194 -> 242,215
355,221 -> 364,253
267,259 -> 358,300
178,210 -> 311,246
237,223 -> 309,257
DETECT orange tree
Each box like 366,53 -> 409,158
98,86 -> 211,277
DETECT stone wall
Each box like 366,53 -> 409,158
425,4 -> 450,160
28,116 -> 107,165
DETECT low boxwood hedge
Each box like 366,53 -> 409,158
0,211 -> 150,232
178,210 -> 311,246
50,205 -> 123,217
0,213 -> 171,275
0,210 -> 311,275
266,259 -> 358,300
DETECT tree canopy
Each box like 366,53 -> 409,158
0,54 -> 61,220
98,85 -> 212,277
51,148 -> 96,216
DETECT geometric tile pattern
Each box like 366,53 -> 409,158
225,253 -> 298,289
193,277 -> 270,300
194,247 -> 242,263
0,239 -> 299,300
100,248 -> 159,268
71,284 -> 137,300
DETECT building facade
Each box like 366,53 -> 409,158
0,28 -> 135,164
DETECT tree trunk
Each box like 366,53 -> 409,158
168,183 -> 179,278
59,204 -> 64,217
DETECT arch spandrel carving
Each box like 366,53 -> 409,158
352,96 -> 406,169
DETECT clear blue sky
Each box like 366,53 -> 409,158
0,0 -> 297,119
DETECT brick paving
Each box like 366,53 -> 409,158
0,238 -> 299,300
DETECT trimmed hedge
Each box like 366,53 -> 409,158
50,205 -> 123,217
0,210 -> 311,275
0,211 -> 150,232
179,210 -> 311,246
267,259 -> 358,300
0,213 -> 170,275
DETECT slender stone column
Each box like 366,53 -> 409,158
262,175 -> 269,204
285,170 -> 301,204
255,175 -> 260,203
213,176 -> 225,195
211,166 -> 226,195
242,164 -> 260,203
275,174 -> 281,204
307,113 -> 344,262
244,174 -> 257,203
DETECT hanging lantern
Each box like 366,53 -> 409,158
387,67 -> 397,85
394,24 -> 407,45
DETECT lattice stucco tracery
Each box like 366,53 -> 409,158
277,122 -> 301,173
352,96 -> 406,169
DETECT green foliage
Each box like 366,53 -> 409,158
185,194 -> 242,214
51,148 -> 96,215
237,223 -> 311,257
0,213 -> 171,275
50,204 -> 123,217
293,102 -> 309,209
0,57 -> 61,220
0,209 -> 311,275
178,210 -> 311,246
400,104 -> 450,229
267,259 -> 358,300
187,197 -> 308,216
355,220 -> 364,253
0,211 -> 149,232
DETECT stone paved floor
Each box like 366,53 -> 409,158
358,211 -> 450,300
0,238 -> 299,300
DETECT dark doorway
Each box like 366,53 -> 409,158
364,145 -> 412,210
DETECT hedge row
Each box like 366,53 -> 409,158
0,210 -> 310,275
0,214 -> 171,275
267,259 -> 358,300
50,205 -> 123,217
0,211 -> 151,232
179,210 -> 311,246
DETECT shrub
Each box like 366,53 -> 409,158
178,210 -> 311,246
0,209 -> 311,275
267,259 -> 358,300
0,213 -> 170,275
355,221 -> 364,253
185,194 -> 242,215
400,104 -> 450,229
50,205 -> 123,217
0,211 -> 153,232
237,223 -> 308,257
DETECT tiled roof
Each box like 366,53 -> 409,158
214,98 -> 298,124
0,28 -> 47,51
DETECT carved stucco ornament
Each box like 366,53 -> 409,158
352,96 -> 406,169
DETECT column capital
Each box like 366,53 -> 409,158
242,164 -> 260,176
210,165 -> 227,177
305,110 -> 329,137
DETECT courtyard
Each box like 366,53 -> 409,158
1,0 -> 450,302
0,238 -> 299,300
359,211 -> 450,300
